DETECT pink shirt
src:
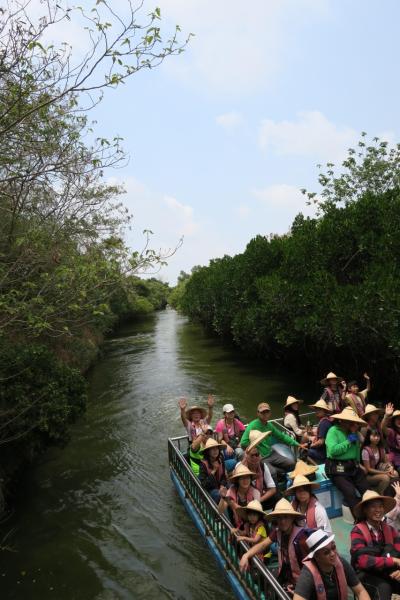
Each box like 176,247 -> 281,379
215,418 -> 245,437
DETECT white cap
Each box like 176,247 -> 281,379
223,403 -> 235,413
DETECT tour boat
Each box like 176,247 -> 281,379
168,414 -> 354,600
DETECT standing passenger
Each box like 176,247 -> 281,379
320,372 -> 346,413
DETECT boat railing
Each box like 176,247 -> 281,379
168,435 -> 290,600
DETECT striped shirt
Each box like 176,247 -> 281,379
350,521 -> 400,571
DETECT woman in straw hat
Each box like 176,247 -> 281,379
283,396 -> 306,441
294,529 -> 370,600
350,490 -> 400,600
198,437 -> 227,503
319,372 -> 346,414
239,498 -> 308,593
240,430 -> 279,510
325,407 -> 369,516
232,500 -> 269,561
383,407 -> 400,470
308,399 -> 334,464
178,395 -> 214,443
219,463 -> 260,527
284,474 -> 332,533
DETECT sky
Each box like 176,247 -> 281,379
35,0 -> 400,283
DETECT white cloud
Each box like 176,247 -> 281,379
252,183 -> 317,227
259,111 -> 359,163
216,111 -> 243,131
157,0 -> 329,95
109,176 -> 229,283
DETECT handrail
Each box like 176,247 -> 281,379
168,435 -> 290,600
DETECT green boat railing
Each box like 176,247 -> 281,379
168,435 -> 290,600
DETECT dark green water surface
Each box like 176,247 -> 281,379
0,309 -> 317,600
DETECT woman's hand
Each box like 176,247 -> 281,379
363,372 -> 370,381
385,403 -> 394,417
239,554 -> 249,572
392,481 -> 400,499
219,485 -> 228,499
179,397 -> 187,410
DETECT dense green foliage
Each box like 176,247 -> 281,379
179,138 -> 400,398
0,1 -> 181,498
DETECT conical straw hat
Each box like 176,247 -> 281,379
331,406 -> 366,425
309,399 -> 333,412
362,404 -> 384,417
353,489 -> 396,519
185,405 -> 207,420
264,498 -> 303,521
236,499 -> 266,521
201,437 -> 225,452
284,474 -> 320,495
229,463 -> 256,481
285,395 -> 302,407
288,460 -> 318,479
320,372 -> 342,385
247,429 -> 272,453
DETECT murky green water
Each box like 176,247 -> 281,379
0,309 -> 317,599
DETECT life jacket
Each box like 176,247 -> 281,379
303,557 -> 348,600
276,525 -> 304,581
292,496 -> 318,529
363,445 -> 386,469
317,416 -> 333,439
356,521 -> 395,547
323,387 -> 341,413
200,458 -> 225,486
189,446 -> 204,476
347,393 -> 366,417
387,427 -> 400,454
228,486 -> 258,527
220,418 -> 242,448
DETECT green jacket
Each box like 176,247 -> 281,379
325,424 -> 361,461
241,418 -> 299,458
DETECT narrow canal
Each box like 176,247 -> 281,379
1,308 -> 316,600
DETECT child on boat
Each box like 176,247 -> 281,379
218,464 -> 260,527
233,500 -> 269,561
178,395 -> 214,442
284,474 -> 332,533
361,428 -> 398,495
344,373 -> 371,417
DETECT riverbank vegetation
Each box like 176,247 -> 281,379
175,136 -> 400,399
0,1 -> 185,506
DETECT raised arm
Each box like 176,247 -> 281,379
179,397 -> 189,428
363,373 -> 371,393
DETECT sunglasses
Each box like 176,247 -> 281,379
258,410 -> 270,414
322,543 -> 337,556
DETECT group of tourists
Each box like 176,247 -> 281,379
177,370 -> 400,600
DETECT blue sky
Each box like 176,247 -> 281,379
47,0 -> 400,283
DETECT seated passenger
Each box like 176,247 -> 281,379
240,402 -> 306,484
239,498 -> 308,594
319,372 -> 346,413
233,499 -> 269,561
294,529 -> 370,600
351,490 -> 400,600
178,395 -> 214,442
283,396 -> 307,442
198,437 -> 226,504
215,403 -> 245,461
384,409 -> 400,471
240,430 -> 279,510
361,429 -> 397,495
189,423 -> 214,475
218,464 -> 260,527
359,403 -> 384,443
325,407 -> 369,517
344,373 -> 371,417
284,474 -> 332,533
307,399 -> 333,464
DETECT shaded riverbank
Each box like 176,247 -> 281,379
0,309 -> 315,599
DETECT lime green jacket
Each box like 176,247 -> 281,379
241,418 -> 299,458
325,424 -> 360,461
